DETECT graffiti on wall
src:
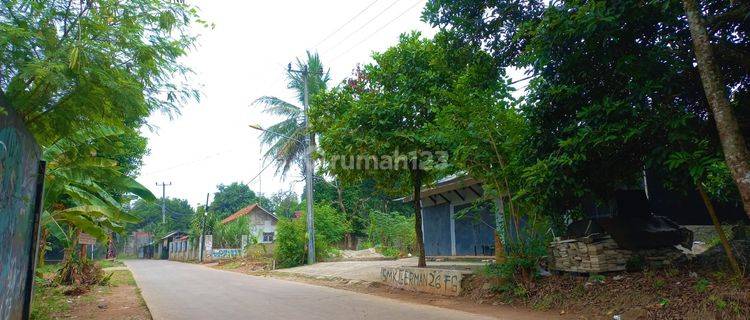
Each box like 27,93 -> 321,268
212,248 -> 242,260
380,267 -> 465,296
0,110 -> 43,320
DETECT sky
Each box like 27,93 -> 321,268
136,0 -> 438,208
136,0 -> 527,208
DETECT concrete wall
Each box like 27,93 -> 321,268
167,235 -> 212,262
380,267 -> 468,296
212,248 -> 242,260
247,211 -> 277,243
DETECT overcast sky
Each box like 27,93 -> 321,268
135,0 -> 437,208
135,0 -> 526,208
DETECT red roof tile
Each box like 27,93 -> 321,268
221,204 -> 277,224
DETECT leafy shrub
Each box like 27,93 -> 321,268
312,204 -> 351,247
367,211 -> 415,256
274,218 -> 306,268
379,246 -> 401,258
482,230 -> 549,294
273,204 -> 350,268
694,278 -> 711,293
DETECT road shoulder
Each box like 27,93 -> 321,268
214,264 -> 567,320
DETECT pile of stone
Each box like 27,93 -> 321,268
549,235 -> 684,273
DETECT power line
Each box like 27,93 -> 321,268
322,0 -> 402,55
313,0 -> 381,49
246,156 -> 278,186
143,148 -> 241,176
329,0 -> 424,63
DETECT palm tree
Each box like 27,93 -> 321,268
253,51 -> 330,176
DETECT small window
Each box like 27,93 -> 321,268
262,232 -> 274,242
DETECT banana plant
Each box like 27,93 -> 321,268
39,126 -> 156,264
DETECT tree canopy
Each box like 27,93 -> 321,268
210,182 -> 268,218
423,0 -> 750,213
312,31 -> 504,266
1,0 -> 205,146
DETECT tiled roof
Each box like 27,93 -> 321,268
221,203 -> 277,224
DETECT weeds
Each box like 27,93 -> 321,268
694,278 -> 710,293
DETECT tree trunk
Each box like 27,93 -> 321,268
411,168 -> 427,268
335,180 -> 348,216
107,232 -> 117,259
697,185 -> 742,276
36,227 -> 49,269
494,197 -> 507,264
59,230 -> 81,285
683,0 -> 750,220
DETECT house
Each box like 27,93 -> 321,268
125,231 -> 153,257
146,231 -> 187,260
221,204 -> 278,243
402,176 -> 501,257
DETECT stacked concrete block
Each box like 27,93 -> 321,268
549,235 -> 684,273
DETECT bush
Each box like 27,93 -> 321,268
212,216 -> 248,248
367,211 -> 415,256
273,204 -> 351,268
312,204 -> 351,246
274,218 -> 306,268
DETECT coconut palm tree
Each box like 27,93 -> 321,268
253,51 -> 330,176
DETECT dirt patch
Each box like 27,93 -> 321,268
465,264 -> 749,319
328,248 -> 395,261
248,270 -> 569,320
34,269 -> 151,320
215,257 -> 272,273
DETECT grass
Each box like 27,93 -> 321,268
31,261 -> 141,320
219,260 -> 243,270
108,270 -> 137,286
30,284 -> 69,320
97,259 -> 125,269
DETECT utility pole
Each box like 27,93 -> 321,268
156,182 -> 172,224
289,63 -> 316,264
200,193 -> 209,263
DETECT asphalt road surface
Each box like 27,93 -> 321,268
125,260 -> 496,320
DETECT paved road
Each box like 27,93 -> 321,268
125,260 -> 495,320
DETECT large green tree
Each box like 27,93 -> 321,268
424,0 -> 750,217
127,197 -> 194,237
0,0 -> 203,145
312,173 -> 413,242
3,0 -> 204,275
266,190 -> 300,218
210,182 -> 260,218
312,32 -> 493,267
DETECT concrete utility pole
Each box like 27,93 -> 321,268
156,182 -> 172,224
288,63 -> 316,265
200,193 -> 209,262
